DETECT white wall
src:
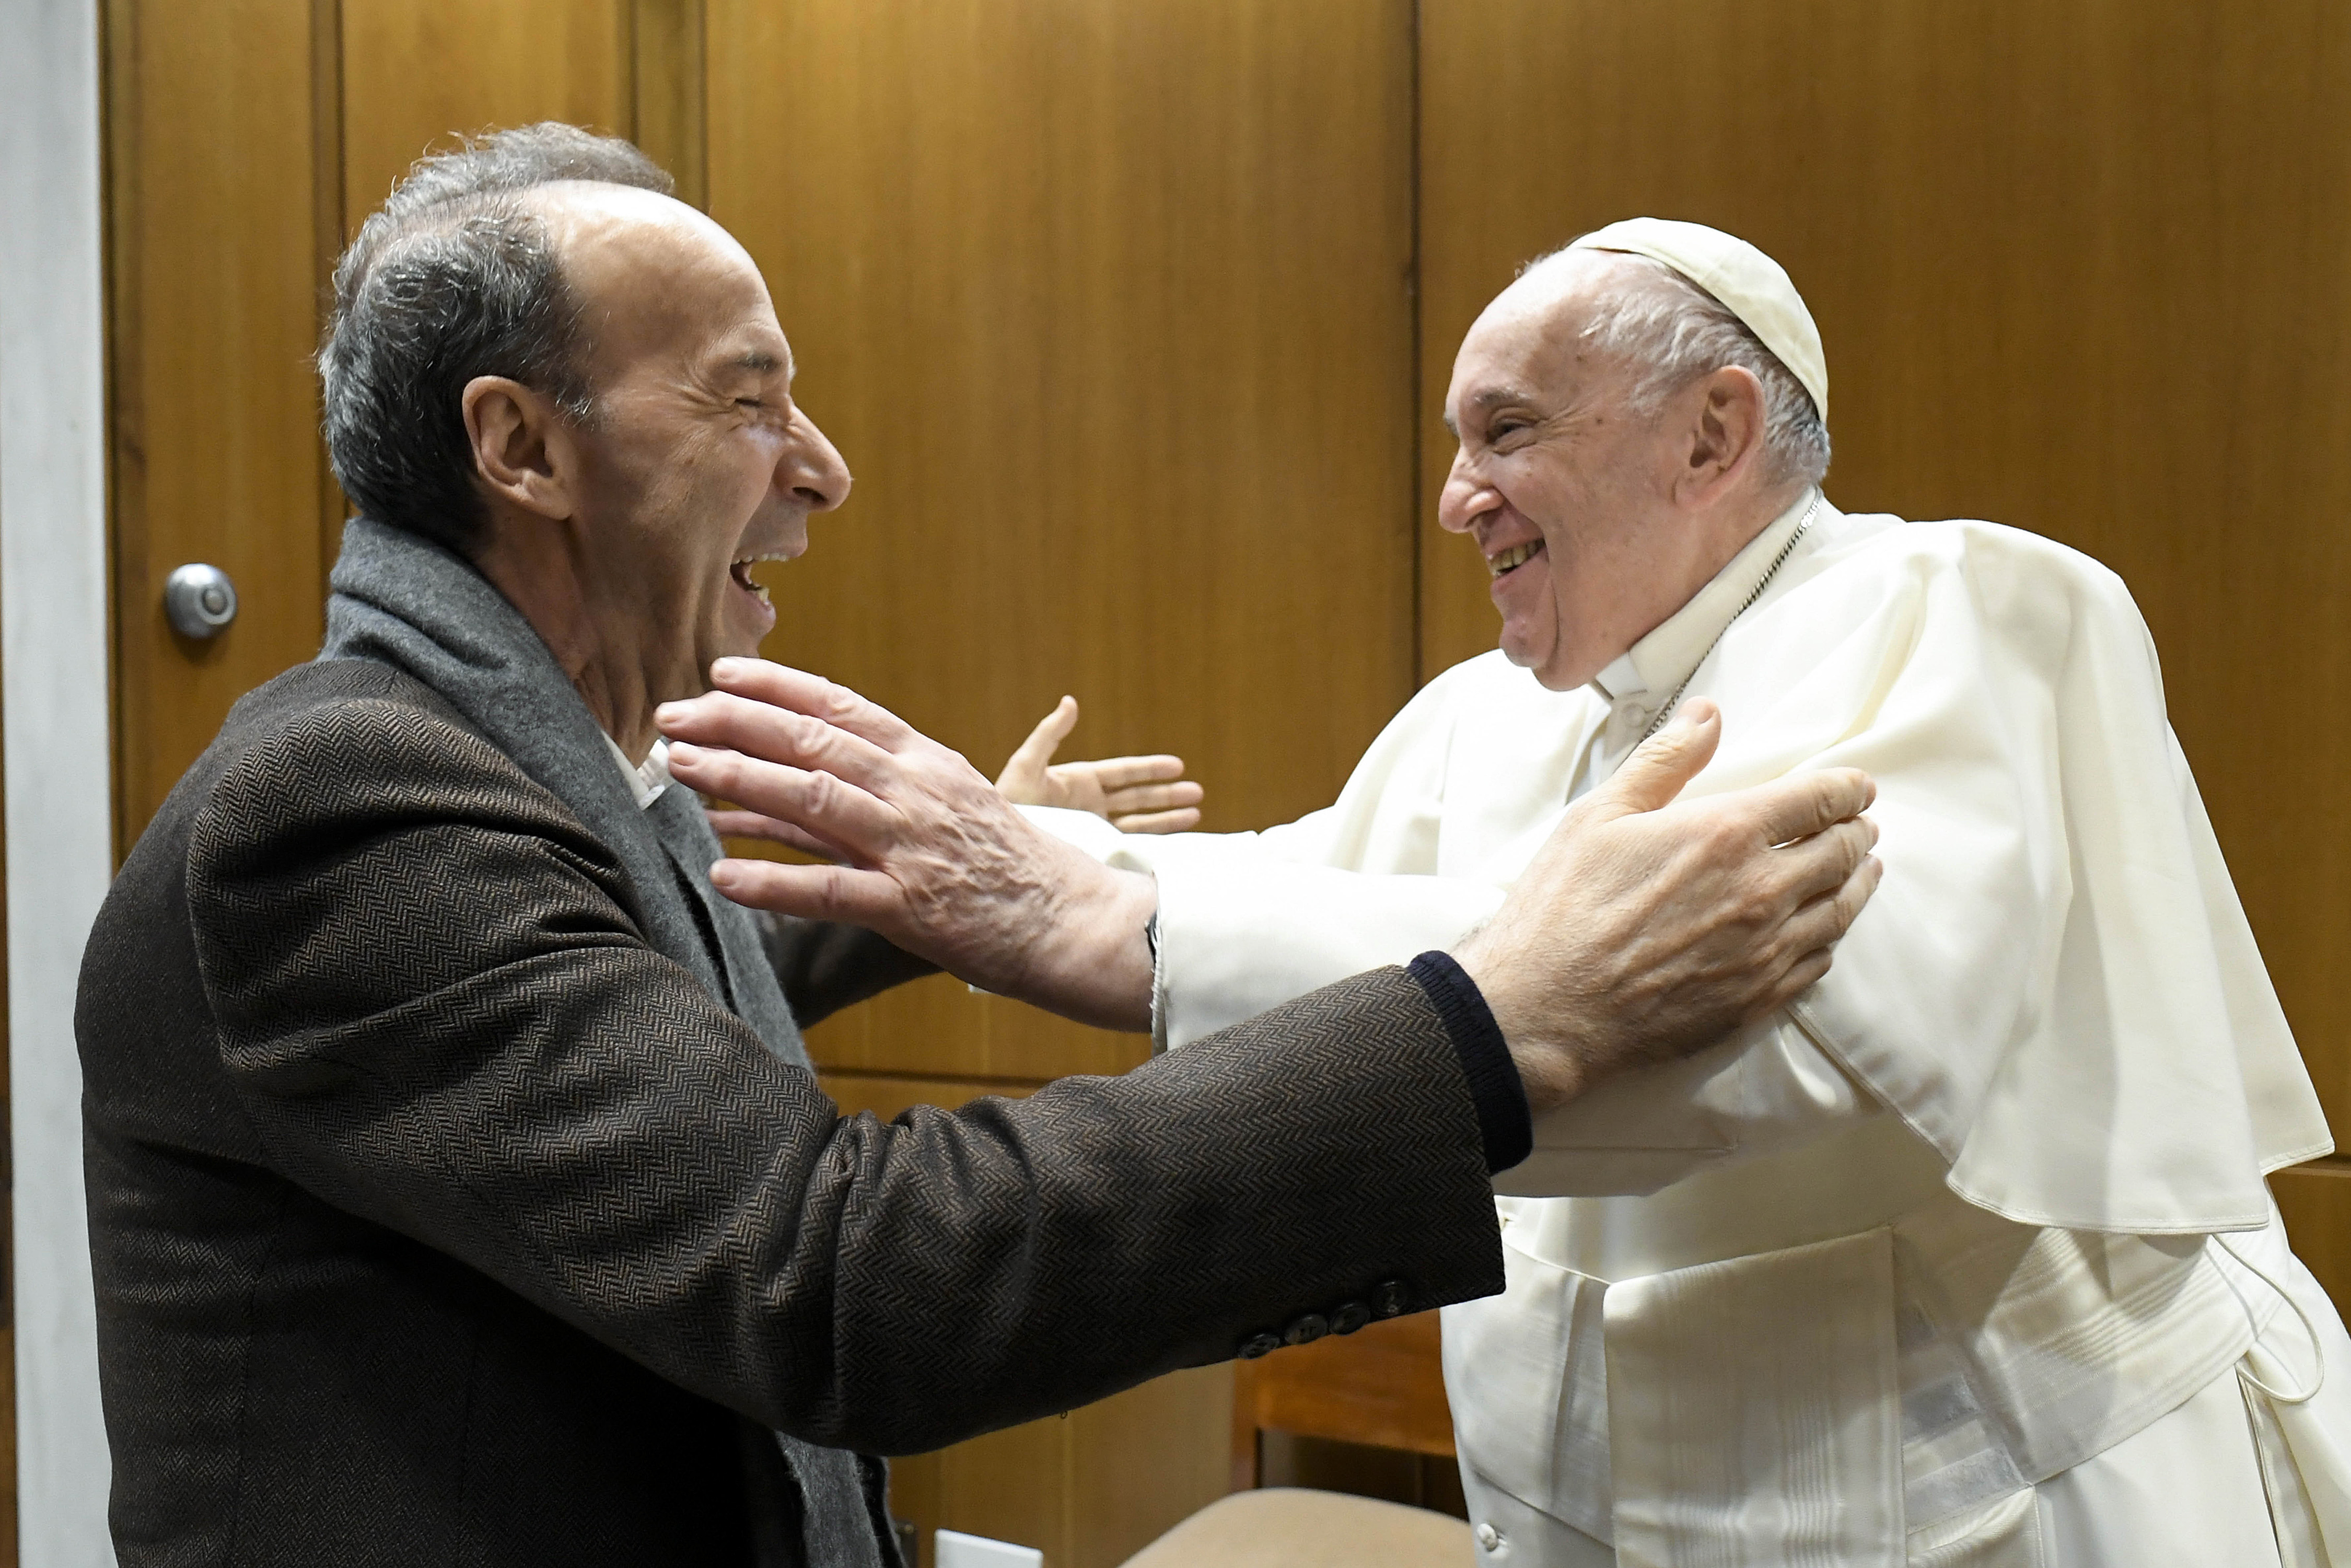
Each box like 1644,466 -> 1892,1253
0,0 -> 123,1561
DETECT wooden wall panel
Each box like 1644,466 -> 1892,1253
631,0 -> 707,209
339,0 -> 631,225
1418,0 -> 2351,1141
2275,1163 -> 2351,1310
810,975 -> 1148,1084
708,0 -> 1417,1103
106,0 -> 329,843
707,0 -> 1418,832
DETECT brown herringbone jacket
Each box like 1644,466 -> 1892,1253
76,660 -> 1506,1566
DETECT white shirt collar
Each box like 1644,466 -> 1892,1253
602,732 -> 673,810
1589,487 -> 1820,716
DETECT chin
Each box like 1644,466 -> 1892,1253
1496,623 -> 1546,674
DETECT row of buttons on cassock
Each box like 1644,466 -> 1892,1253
1233,1277 -> 1412,1360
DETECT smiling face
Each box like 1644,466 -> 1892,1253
536,185 -> 850,708
1439,252 -> 1779,692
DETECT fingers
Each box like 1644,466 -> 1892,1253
701,657 -> 924,753
1586,700 -> 1722,819
1756,947 -> 1836,1016
666,743 -> 901,856
999,696 -> 1080,788
1747,852 -> 1882,1014
1748,765 -> 1877,846
659,689 -> 900,793
1768,851 -> 1883,959
703,809 -> 845,861
1099,779 -> 1204,816
704,856 -> 901,924
1084,754 -> 1188,792
1111,807 -> 1202,834
1765,814 -> 1878,907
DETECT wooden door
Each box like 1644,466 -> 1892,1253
1416,0 -> 2351,1295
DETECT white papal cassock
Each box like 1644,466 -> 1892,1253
1037,491 -> 2351,1566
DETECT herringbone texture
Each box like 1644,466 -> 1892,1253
77,659 -> 1504,1567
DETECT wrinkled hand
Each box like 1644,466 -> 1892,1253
658,659 -> 1157,1030
995,696 -> 1204,833
1457,699 -> 1880,1113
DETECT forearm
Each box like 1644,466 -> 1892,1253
1144,850 -> 1503,1049
225,954 -> 1504,1455
998,860 -> 1158,1031
802,963 -> 1510,1451
193,701 -> 1508,1454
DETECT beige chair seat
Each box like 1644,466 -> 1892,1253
1119,1488 -> 1471,1568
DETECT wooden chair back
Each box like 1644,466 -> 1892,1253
1229,1310 -> 1454,1491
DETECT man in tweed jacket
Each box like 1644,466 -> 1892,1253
75,126 -> 1879,1567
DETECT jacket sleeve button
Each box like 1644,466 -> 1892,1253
1330,1300 -> 1371,1335
1238,1332 -> 1283,1360
1283,1313 -> 1330,1346
1371,1279 -> 1411,1318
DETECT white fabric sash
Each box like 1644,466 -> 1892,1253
1446,1190 -> 2277,1565
1604,1227 -> 1906,1566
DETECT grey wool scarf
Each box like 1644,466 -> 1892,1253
321,516 -> 888,1568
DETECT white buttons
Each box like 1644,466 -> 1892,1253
1475,1521 -> 1504,1552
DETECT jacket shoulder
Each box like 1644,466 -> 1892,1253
189,664 -> 606,895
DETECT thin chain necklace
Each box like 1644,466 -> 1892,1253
1637,494 -> 1822,743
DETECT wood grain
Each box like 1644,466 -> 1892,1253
338,0 -> 631,229
1418,0 -> 2351,1143
106,0 -> 330,848
1232,1310 -> 1454,1492
807,975 -> 1148,1084
630,0 -> 706,209
2274,1160 -> 2351,1313
707,0 -> 1418,837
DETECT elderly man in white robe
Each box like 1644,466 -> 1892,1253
657,219 -> 2351,1567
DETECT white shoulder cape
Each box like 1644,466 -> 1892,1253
1046,508 -> 2330,1235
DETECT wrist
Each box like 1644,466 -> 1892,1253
1009,849 -> 1158,1030
1453,930 -> 1587,1114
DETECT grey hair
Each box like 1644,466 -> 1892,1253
1524,247 -> 1831,490
318,123 -> 674,553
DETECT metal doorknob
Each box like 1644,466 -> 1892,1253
164,563 -> 238,639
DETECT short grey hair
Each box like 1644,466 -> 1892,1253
318,123 -> 674,553
1525,247 -> 1831,490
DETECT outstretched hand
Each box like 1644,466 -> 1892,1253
1457,698 -> 1881,1113
995,696 -> 1204,833
658,659 -> 1158,1030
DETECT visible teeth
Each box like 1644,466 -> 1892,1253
730,557 -> 777,606
1487,540 -> 1542,578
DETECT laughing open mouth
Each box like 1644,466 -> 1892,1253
1486,539 -> 1545,579
730,552 -> 788,605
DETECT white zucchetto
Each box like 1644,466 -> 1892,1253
1568,217 -> 1830,426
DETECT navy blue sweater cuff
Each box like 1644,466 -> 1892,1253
1406,950 -> 1533,1175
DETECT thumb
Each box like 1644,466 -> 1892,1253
1587,699 -> 1721,819
997,695 -> 1080,787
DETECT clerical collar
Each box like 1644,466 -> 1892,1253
601,731 -> 673,810
1588,489 -> 1821,718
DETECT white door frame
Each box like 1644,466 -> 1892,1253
0,0 -> 123,1561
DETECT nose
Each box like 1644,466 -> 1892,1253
1438,446 -> 1500,535
783,408 -> 853,512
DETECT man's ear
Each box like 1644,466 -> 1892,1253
1678,364 -> 1767,505
462,375 -> 580,521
